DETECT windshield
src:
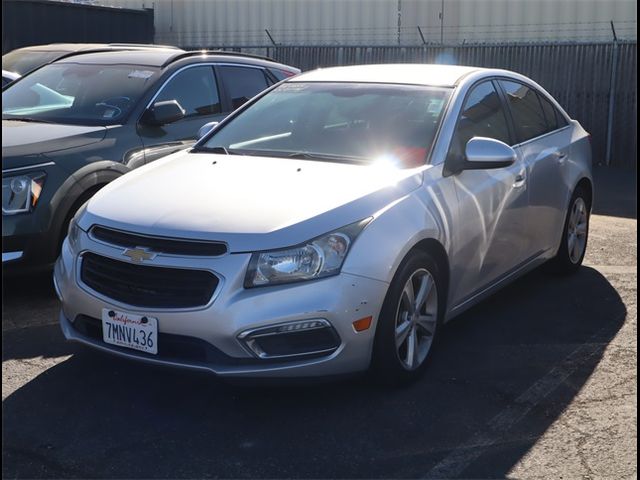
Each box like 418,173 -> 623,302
2,62 -> 159,125
201,82 -> 451,168
2,50 -> 68,75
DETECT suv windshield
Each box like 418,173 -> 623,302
2,62 -> 159,125
201,82 -> 451,168
2,49 -> 68,75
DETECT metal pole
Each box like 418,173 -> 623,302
397,0 -> 402,45
265,29 -> 277,46
605,21 -> 619,166
440,0 -> 444,44
417,26 -> 427,45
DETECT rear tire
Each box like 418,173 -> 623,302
371,250 -> 444,386
548,186 -> 591,274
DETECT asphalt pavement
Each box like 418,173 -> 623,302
2,166 -> 636,479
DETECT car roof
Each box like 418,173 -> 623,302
8,43 -> 181,53
55,49 -> 186,68
53,49 -> 300,72
293,64 -> 486,87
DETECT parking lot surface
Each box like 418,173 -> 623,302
2,167 -> 636,479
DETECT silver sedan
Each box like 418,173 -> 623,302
54,64 -> 592,383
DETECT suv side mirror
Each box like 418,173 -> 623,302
464,137 -> 517,169
197,121 -> 219,140
141,100 -> 185,126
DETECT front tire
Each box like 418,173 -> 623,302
549,186 -> 591,273
371,250 -> 444,385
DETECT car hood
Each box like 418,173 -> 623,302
80,151 -> 426,252
2,120 -> 107,169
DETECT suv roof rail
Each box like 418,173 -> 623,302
161,49 -> 278,68
108,43 -> 182,50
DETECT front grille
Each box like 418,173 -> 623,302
80,252 -> 219,308
91,226 -> 227,256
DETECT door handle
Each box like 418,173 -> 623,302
556,152 -> 568,163
514,172 -> 526,187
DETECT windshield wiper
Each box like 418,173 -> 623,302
285,151 -> 368,164
191,146 -> 237,154
3,116 -> 55,124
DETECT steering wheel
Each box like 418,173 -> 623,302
94,96 -> 132,118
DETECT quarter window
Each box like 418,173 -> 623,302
219,66 -> 269,110
499,80 -> 548,142
155,66 -> 221,118
449,81 -> 511,160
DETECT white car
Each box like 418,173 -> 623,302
54,64 -> 592,383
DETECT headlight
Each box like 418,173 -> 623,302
67,216 -> 81,250
244,218 -> 371,287
2,171 -> 46,215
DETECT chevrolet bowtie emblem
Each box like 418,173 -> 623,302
122,247 -> 156,263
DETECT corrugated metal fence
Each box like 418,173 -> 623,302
2,0 -> 154,54
193,41 -> 637,169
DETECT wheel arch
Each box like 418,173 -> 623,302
574,176 -> 594,211
404,238 -> 451,314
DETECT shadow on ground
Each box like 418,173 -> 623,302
2,266 -> 625,479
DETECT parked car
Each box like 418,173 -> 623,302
54,64 -> 592,383
2,69 -> 20,87
2,43 -> 182,78
2,49 -> 300,270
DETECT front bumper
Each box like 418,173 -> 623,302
2,214 -> 55,270
54,235 -> 389,378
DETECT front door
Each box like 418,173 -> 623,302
137,65 -> 228,163
446,80 -> 531,308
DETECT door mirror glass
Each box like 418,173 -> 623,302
142,100 -> 185,126
464,137 -> 517,169
197,121 -> 219,140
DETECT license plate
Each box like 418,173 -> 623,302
101,308 -> 158,355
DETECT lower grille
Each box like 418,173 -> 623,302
80,252 -> 218,309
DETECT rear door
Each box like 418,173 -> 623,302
216,64 -> 271,111
137,65 -> 226,163
498,79 -> 571,256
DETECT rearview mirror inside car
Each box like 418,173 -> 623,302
141,100 -> 186,126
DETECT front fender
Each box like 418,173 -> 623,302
342,185 -> 451,286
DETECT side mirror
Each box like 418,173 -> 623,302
197,121 -> 219,140
463,137 -> 517,170
141,100 -> 185,126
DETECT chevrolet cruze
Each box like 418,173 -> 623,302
54,64 -> 592,383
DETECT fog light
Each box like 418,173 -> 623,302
238,319 -> 340,359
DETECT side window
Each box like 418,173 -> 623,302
155,66 -> 221,118
499,80 -> 547,142
219,65 -> 269,110
539,93 -> 568,129
538,92 -> 562,131
450,81 -> 511,159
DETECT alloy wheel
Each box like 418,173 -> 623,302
394,268 -> 438,371
567,197 -> 588,264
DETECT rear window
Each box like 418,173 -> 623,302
269,68 -> 297,81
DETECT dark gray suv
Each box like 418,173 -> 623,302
2,48 -> 299,271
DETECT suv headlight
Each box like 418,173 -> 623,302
2,172 -> 46,215
244,218 -> 371,288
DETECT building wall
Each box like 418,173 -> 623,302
100,0 -> 636,47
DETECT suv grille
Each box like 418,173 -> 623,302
91,226 -> 227,256
81,252 -> 219,308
